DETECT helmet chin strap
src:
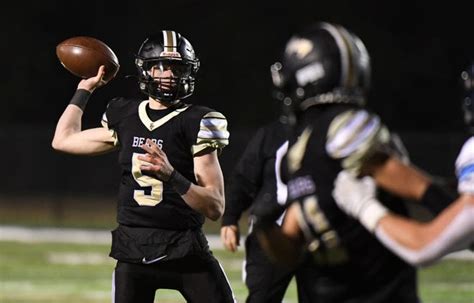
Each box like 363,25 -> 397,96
142,76 -> 182,106
152,97 -> 181,107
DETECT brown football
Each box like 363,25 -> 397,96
56,36 -> 120,82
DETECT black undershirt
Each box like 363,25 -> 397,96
145,103 -> 175,121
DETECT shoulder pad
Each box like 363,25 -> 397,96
192,110 -> 230,155
326,109 -> 391,175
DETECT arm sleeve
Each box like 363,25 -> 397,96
375,204 -> 474,267
222,127 -> 267,226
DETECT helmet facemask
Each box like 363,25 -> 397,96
136,57 -> 197,105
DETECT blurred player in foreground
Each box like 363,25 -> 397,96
253,22 -> 457,303
332,63 -> 474,266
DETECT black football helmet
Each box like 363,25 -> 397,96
461,63 -> 474,133
271,22 -> 371,118
135,30 -> 200,105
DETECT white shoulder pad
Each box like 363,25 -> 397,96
192,111 -> 230,155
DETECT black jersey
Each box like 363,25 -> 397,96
286,104 -> 419,303
222,119 -> 288,227
103,98 -> 229,230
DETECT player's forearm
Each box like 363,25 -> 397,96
374,196 -> 474,266
52,105 -> 84,151
372,157 -> 456,214
372,157 -> 430,200
52,88 -> 94,151
376,215 -> 427,250
182,185 -> 224,221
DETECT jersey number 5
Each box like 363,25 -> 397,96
131,153 -> 163,206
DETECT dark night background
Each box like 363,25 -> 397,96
1,0 -> 473,197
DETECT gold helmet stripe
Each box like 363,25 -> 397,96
322,22 -> 357,87
320,22 -> 350,88
162,30 -> 177,52
337,26 -> 357,87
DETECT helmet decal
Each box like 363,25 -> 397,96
285,38 -> 314,59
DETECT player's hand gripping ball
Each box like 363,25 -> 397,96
56,36 -> 120,82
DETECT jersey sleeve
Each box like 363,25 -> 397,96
374,203 -> 474,266
326,109 -> 393,176
191,111 -> 230,156
100,97 -> 125,147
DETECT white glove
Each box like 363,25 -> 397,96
333,171 -> 388,232
455,137 -> 474,194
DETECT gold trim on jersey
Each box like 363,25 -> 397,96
132,153 -> 163,206
288,126 -> 313,174
192,111 -> 230,155
302,196 -> 330,233
138,100 -> 190,131
295,196 -> 348,265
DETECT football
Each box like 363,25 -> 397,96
56,36 -> 120,82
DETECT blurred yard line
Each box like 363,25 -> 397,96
0,225 -> 472,260
0,225 -> 232,250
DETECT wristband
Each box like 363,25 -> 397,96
169,170 -> 191,195
420,182 -> 457,215
69,89 -> 91,111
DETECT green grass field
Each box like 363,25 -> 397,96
0,241 -> 473,303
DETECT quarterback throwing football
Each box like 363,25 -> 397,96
52,30 -> 235,303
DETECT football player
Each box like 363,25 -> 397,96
331,63 -> 474,266
253,22 -> 457,303
220,119 -> 316,302
52,30 -> 235,303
